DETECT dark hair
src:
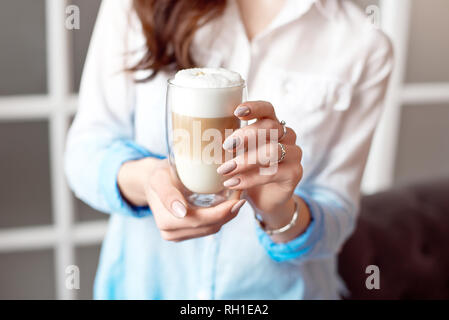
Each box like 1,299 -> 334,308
128,0 -> 227,81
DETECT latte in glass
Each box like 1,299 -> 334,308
166,68 -> 246,207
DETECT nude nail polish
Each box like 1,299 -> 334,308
223,136 -> 241,150
234,106 -> 250,117
231,199 -> 246,214
223,177 -> 240,188
171,200 -> 187,218
217,160 -> 237,175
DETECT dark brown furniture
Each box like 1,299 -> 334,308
338,179 -> 449,299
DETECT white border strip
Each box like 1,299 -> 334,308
0,95 -> 78,120
0,221 -> 107,253
0,96 -> 53,120
0,226 -> 57,252
402,83 -> 449,105
72,221 -> 108,246
3,82 -> 449,121
46,0 -> 75,300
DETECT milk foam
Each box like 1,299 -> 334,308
169,68 -> 245,118
172,68 -> 244,89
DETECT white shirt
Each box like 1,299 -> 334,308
65,0 -> 393,299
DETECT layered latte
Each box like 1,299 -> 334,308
168,68 -> 245,197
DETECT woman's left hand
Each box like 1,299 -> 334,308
218,101 -> 309,240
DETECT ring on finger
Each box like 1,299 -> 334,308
279,120 -> 287,141
278,142 -> 286,164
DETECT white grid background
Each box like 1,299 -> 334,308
0,0 -> 448,300
0,0 -> 107,300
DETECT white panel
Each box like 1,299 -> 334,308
46,0 -> 75,300
362,0 -> 412,194
73,221 -> 108,245
0,226 -> 57,252
0,95 -> 77,120
402,83 -> 449,105
0,221 -> 106,253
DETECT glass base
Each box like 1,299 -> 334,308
187,193 -> 227,208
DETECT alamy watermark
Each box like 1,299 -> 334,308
65,5 -> 80,30
365,265 -> 380,290
366,5 -> 381,28
65,265 -> 80,290
172,124 -> 281,176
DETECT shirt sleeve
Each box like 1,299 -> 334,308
256,29 -> 394,263
64,0 -> 162,217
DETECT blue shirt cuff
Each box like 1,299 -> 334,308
255,185 -> 354,263
255,191 -> 322,262
98,139 -> 165,217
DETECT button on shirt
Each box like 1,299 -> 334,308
65,0 -> 393,299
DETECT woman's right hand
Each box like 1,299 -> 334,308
117,158 -> 246,242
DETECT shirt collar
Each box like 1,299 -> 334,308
237,0 -> 336,41
218,0 -> 337,46
269,0 -> 318,30
271,0 -> 338,27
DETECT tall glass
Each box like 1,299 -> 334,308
165,80 -> 246,207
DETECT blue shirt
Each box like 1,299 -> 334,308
64,0 -> 393,300
67,139 -> 352,299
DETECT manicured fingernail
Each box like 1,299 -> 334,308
217,160 -> 237,175
224,177 -> 240,188
223,136 -> 241,150
234,106 -> 250,117
231,199 -> 246,214
171,200 -> 187,218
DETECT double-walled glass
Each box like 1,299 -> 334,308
165,80 -> 246,207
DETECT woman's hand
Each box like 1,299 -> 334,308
217,101 -> 311,242
118,158 -> 246,242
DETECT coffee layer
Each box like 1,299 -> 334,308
172,112 -> 240,194
172,112 -> 239,161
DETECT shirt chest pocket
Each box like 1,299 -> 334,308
261,69 -> 354,165
265,68 -> 354,116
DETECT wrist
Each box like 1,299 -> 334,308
118,157 -> 160,207
256,197 -> 296,229
256,195 -> 312,244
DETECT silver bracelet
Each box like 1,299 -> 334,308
255,198 -> 300,236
